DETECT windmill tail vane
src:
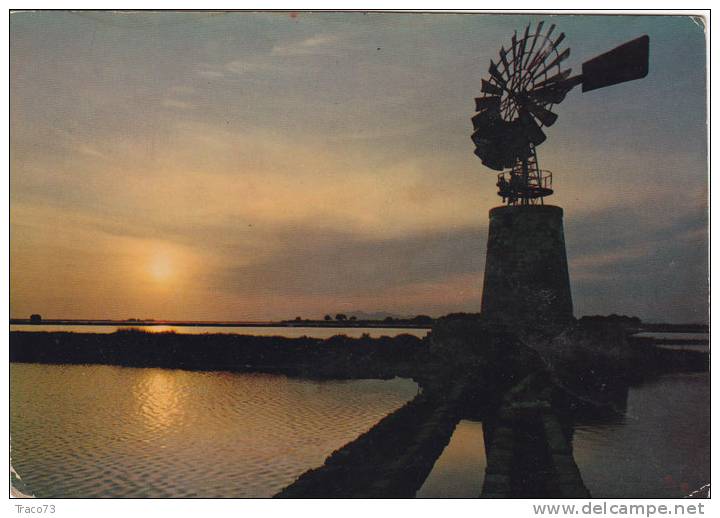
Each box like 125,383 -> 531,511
471,22 -> 649,206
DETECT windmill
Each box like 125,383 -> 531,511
475,23 -> 649,324
471,22 -> 649,205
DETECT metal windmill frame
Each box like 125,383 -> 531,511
472,23 -> 649,206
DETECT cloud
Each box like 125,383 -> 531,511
77,144 -> 108,159
224,60 -> 274,75
51,128 -> 109,161
212,225 -> 485,298
161,98 -> 194,110
565,200 -> 708,322
271,34 -> 339,56
569,247 -> 651,271
9,13 -> 707,322
197,69 -> 225,79
169,85 -> 196,95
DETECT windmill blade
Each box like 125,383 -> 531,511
526,32 -> 566,86
475,96 -> 501,112
528,74 -> 581,101
489,60 -> 507,87
471,127 -> 490,143
514,28 -> 531,90
481,155 -> 505,171
531,69 -> 572,90
471,108 -> 500,132
510,32 -> 520,84
499,46 -> 511,77
481,79 -> 504,95
518,24 -> 530,64
545,23 -> 556,40
472,134 -> 497,160
473,144 -> 492,161
526,101 -> 558,127
581,35 -> 649,92
472,116 -> 522,170
473,143 -> 505,170
533,47 -> 571,82
471,131 -> 490,149
523,21 -> 544,69
519,111 -> 547,146
526,30 -> 555,76
471,112 -> 488,131
528,75 -> 583,104
527,84 -> 570,105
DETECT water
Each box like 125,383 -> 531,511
10,363 -> 418,498
573,372 -> 710,498
654,344 -> 708,352
416,420 -> 486,498
417,374 -> 709,498
10,324 -> 429,339
632,332 -> 708,341
10,364 -> 709,498
632,332 -> 709,352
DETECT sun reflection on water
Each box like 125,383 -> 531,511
141,326 -> 176,334
133,369 -> 185,432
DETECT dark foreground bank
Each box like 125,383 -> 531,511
9,329 -> 428,380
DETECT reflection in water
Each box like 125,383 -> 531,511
134,370 -> 185,432
10,362 -> 709,499
573,373 -> 710,498
11,364 -> 418,498
416,420 -> 486,498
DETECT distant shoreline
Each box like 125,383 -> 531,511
8,319 -> 434,329
8,319 -> 707,333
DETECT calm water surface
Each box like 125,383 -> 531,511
418,374 -> 709,498
632,332 -> 708,340
10,364 -> 709,498
632,332 -> 709,352
11,364 -> 418,498
573,372 -> 710,498
416,420 -> 486,498
10,325 -> 429,339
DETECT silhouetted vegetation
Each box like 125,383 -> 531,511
10,330 -> 428,380
411,314 -> 433,325
438,312 -> 483,321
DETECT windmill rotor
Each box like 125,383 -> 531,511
471,23 -> 649,206
472,22 -> 573,174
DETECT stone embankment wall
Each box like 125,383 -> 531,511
276,379 -> 467,498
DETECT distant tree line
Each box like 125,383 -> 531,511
285,314 -> 436,326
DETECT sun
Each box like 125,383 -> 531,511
149,253 -> 174,282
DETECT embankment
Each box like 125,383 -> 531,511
276,378 -> 470,498
9,330 -> 427,381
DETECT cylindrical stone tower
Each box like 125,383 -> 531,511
481,205 -> 573,324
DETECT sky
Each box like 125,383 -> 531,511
9,12 -> 708,323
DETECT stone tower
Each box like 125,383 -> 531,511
481,205 -> 573,324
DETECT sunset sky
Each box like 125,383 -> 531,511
10,12 -> 707,322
